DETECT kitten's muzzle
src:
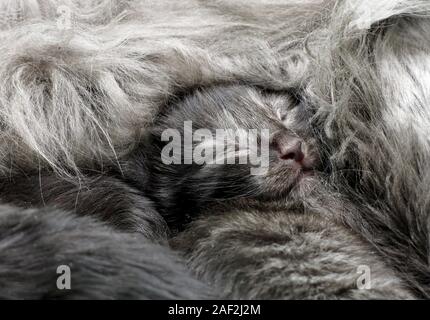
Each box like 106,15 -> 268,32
270,133 -> 316,171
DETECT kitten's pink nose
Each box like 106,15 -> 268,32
272,137 -> 305,163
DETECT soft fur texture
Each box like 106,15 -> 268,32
0,0 -> 429,300
172,200 -> 414,300
0,174 -> 168,240
0,206 -> 213,299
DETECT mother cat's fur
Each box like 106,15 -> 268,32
0,0 -> 429,299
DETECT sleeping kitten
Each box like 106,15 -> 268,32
127,84 -> 414,299
126,85 -> 320,228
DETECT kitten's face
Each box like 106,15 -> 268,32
139,85 -> 320,223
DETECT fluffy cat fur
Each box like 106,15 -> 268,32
0,0 -> 429,299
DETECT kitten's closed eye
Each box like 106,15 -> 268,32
258,88 -> 301,122
265,91 -> 313,135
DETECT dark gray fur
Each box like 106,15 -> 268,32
0,205 -> 213,299
0,174 -> 168,241
172,200 -> 414,300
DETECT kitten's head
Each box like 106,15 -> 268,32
135,85 -> 320,225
